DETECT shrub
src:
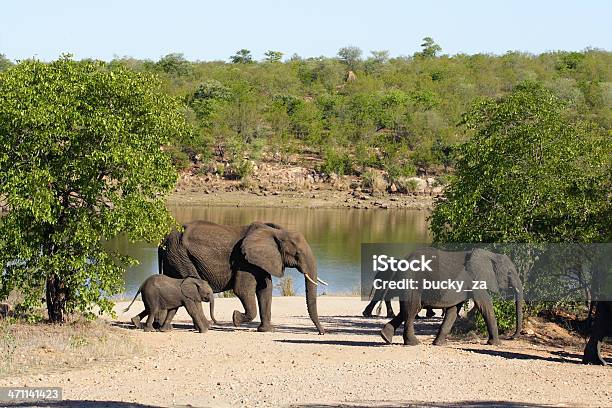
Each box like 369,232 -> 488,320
277,277 -> 295,296
361,170 -> 387,194
475,297 -> 517,335
165,145 -> 192,171
321,148 -> 353,176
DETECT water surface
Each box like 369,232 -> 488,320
113,206 -> 430,297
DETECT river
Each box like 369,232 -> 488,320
111,205 -> 430,297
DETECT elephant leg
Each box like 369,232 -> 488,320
144,306 -> 157,332
385,301 -> 395,318
131,309 -> 148,329
184,300 -> 208,333
154,309 -> 168,330
474,295 -> 501,346
583,336 -> 606,365
402,299 -> 421,346
159,308 -> 178,332
583,302 -> 610,365
433,305 -> 459,346
232,270 -> 258,328
362,299 -> 378,317
363,286 -> 387,317
380,301 -> 406,344
256,274 -> 274,332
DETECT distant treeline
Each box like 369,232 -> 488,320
2,42 -> 610,178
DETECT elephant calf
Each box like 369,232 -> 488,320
124,275 -> 214,333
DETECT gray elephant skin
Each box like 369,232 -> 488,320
583,301 -> 611,365
380,248 -> 523,346
125,275 -> 214,333
158,220 -> 325,334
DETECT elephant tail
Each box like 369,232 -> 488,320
158,243 -> 165,274
123,286 -> 142,313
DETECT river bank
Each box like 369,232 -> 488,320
168,161 -> 439,210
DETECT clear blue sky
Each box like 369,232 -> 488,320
1,0 -> 610,62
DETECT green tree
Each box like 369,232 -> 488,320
0,57 -> 188,322
338,46 -> 363,71
264,50 -> 283,62
369,50 -> 390,64
156,53 -> 191,76
430,82 -> 610,244
419,37 -> 442,58
0,53 -> 12,71
230,49 -> 253,64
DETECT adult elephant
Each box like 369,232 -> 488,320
158,221 -> 325,334
380,247 -> 523,346
583,301 -> 611,365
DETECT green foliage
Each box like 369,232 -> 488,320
337,46 -> 362,71
0,54 -> 12,72
230,158 -> 254,180
156,53 -> 191,76
475,298 -> 517,335
430,81 -> 610,244
230,49 -> 253,64
321,148 -> 353,176
0,57 -> 187,321
264,50 -> 283,62
419,37 -> 442,58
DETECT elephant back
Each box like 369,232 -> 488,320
180,221 -> 243,292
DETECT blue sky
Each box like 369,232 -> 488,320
1,0 -> 610,62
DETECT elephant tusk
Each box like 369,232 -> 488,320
317,277 -> 329,286
304,274 -> 318,286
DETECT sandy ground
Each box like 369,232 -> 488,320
1,297 -> 610,408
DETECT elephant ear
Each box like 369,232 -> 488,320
465,249 -> 500,293
241,226 -> 284,277
491,254 -> 512,289
181,278 -> 202,302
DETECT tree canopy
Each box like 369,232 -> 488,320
0,57 -> 188,322
429,82 -> 610,244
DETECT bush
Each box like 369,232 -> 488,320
276,277 -> 295,296
361,170 -> 387,194
475,297 -> 517,335
223,159 -> 253,180
165,145 -> 192,171
321,148 -> 353,176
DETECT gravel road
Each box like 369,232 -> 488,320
1,297 -> 609,407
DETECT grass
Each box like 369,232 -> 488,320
0,316 -> 140,378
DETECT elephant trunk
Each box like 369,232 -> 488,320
510,269 -> 524,338
209,295 -> 217,324
301,246 -> 325,335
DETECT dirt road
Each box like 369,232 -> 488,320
1,297 -> 609,407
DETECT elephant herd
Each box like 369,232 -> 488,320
125,220 -> 611,366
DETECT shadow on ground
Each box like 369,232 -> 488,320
3,401 -> 161,408
293,401 -> 560,408
112,314 -> 442,337
459,347 -> 582,364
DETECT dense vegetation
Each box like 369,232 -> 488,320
0,41 -> 609,324
430,82 -> 610,333
4,42 -> 610,179
26,42 -> 606,181
0,57 -> 185,322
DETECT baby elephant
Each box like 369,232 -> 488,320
124,275 -> 214,333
